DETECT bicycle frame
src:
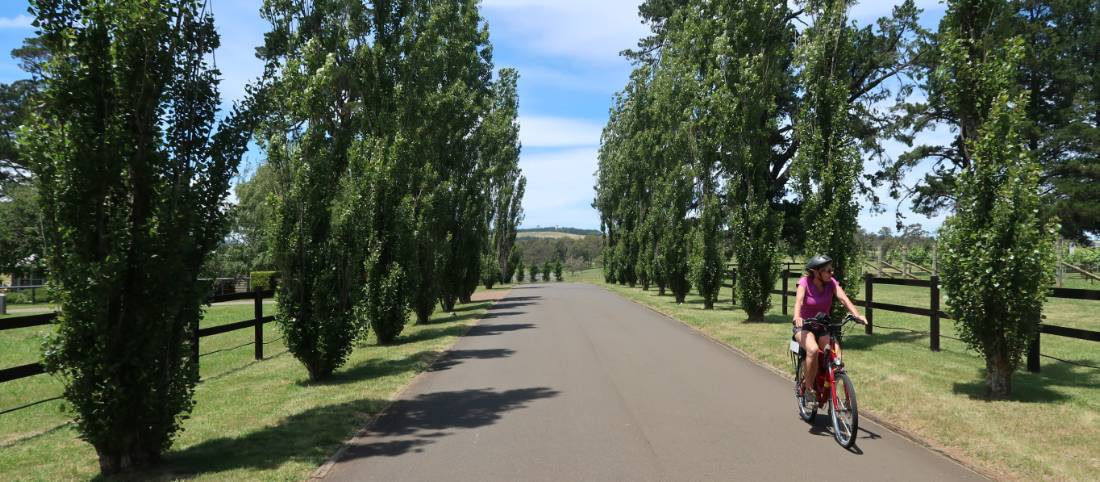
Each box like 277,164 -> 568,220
812,339 -> 842,409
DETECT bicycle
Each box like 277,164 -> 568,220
790,313 -> 860,448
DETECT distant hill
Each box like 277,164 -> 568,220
517,231 -> 586,239
517,227 -> 600,238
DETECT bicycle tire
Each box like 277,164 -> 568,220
795,356 -> 816,422
830,371 -> 858,448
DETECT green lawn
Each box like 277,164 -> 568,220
0,289 -> 509,481
575,268 -> 1100,481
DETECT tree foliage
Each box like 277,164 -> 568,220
794,0 -> 865,307
24,0 -> 256,473
936,8 -> 1057,397
884,0 -> 1099,241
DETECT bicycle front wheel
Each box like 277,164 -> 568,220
830,371 -> 858,448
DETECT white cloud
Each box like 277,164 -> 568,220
519,116 -> 603,148
0,14 -> 33,29
519,147 -> 600,228
482,0 -> 648,65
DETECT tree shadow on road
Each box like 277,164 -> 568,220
335,387 -> 560,463
427,349 -> 515,372
464,323 -> 534,337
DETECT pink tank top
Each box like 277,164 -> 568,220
799,276 -> 838,319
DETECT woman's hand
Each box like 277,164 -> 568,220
793,317 -> 803,328
853,314 -> 867,325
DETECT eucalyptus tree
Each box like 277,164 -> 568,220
23,0 -> 257,472
935,2 -> 1057,398
793,0 -> 864,304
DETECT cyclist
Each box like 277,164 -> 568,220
793,255 -> 866,398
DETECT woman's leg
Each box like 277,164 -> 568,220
798,330 -> 820,392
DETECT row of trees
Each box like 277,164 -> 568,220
596,0 -> 911,313
597,0 -> 1092,397
8,0 -> 523,474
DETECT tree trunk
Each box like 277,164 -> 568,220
440,295 -> 456,313
95,442 -> 159,475
704,298 -> 713,310
745,307 -> 766,323
986,352 -> 1014,398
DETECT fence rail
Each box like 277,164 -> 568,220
762,269 -> 1100,373
0,289 -> 276,384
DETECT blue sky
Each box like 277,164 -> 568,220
0,1 -> 949,233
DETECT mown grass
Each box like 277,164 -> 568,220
0,289 -> 508,481
575,268 -> 1100,481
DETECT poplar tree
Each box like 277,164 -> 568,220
794,0 -> 864,305
484,68 -> 525,286
25,0 -> 256,472
258,0 -> 372,378
718,0 -> 797,321
937,3 -> 1057,398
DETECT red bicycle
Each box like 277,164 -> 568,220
791,314 -> 859,448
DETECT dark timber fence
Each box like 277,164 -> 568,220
769,269 -> 1100,373
0,289 -> 276,384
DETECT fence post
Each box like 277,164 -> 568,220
0,292 -> 6,315
31,287 -> 36,305
192,317 -> 200,368
1027,328 -> 1040,373
781,269 -> 789,315
730,270 -> 737,305
864,274 -> 873,335
254,289 -> 264,360
930,275 -> 941,352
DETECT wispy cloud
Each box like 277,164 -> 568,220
519,116 -> 603,148
0,14 -> 33,29
482,0 -> 648,65
519,147 -> 600,228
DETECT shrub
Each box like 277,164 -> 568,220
481,253 -> 501,289
250,271 -> 279,290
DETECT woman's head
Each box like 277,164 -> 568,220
805,254 -> 834,279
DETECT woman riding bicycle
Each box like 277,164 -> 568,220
793,255 -> 866,398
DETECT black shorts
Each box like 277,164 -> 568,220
793,322 -> 829,339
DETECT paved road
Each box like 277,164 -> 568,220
322,283 -> 985,482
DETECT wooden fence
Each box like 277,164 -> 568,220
769,270 -> 1100,373
0,289 -> 275,384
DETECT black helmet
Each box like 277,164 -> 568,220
806,255 -> 833,271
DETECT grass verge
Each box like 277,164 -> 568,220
0,288 -> 509,481
574,269 -> 1100,481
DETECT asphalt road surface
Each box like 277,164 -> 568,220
322,283 -> 985,482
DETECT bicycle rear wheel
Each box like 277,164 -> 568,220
795,357 -> 816,422
830,371 -> 858,448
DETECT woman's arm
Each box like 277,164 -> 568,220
793,282 -> 806,327
835,284 -> 866,324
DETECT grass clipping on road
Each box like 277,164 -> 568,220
574,269 -> 1100,482
0,289 -> 507,481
